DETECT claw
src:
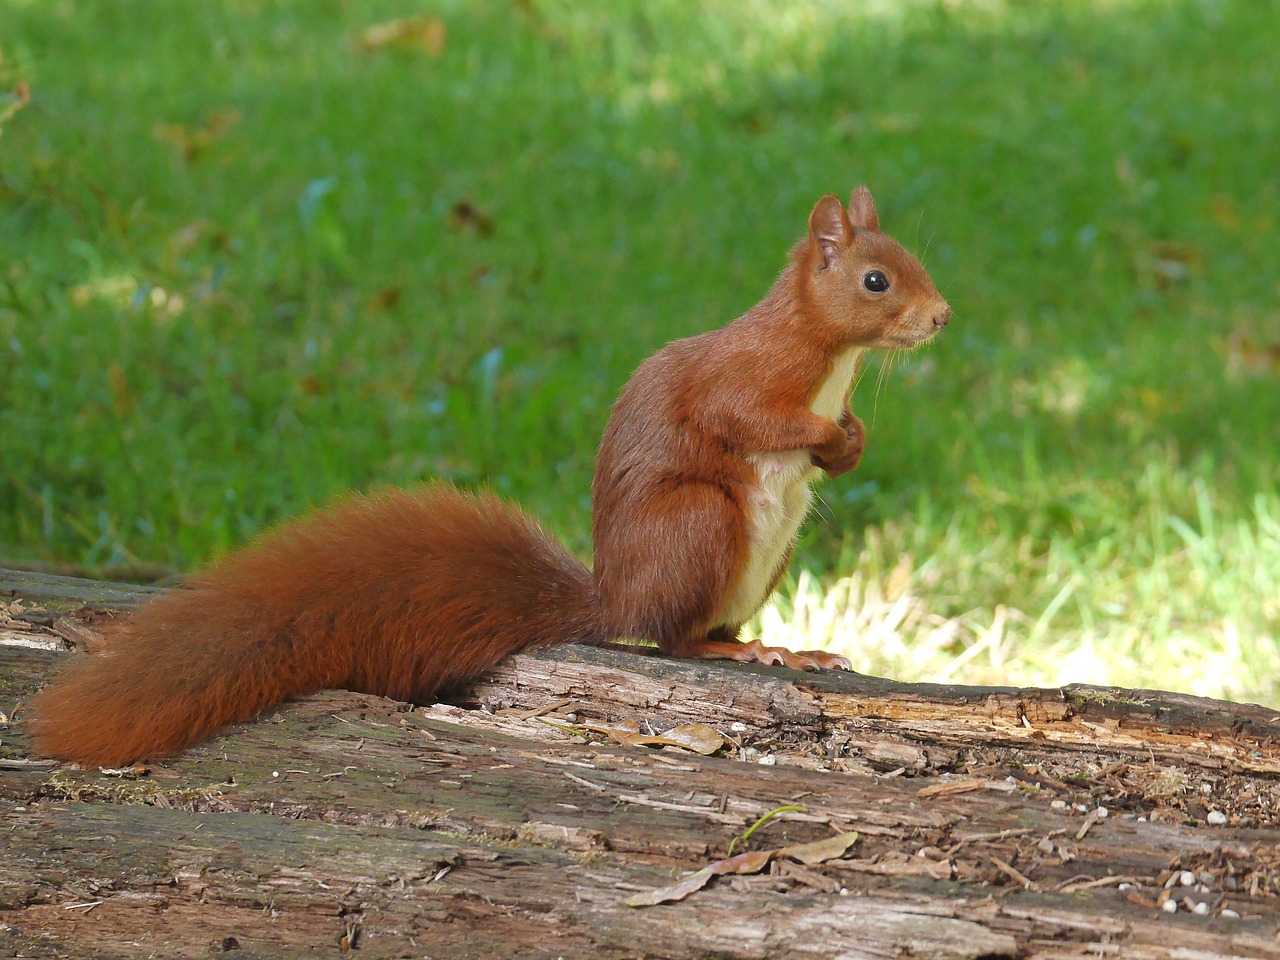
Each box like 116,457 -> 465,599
784,649 -> 852,672
743,641 -> 852,672
686,638 -> 853,673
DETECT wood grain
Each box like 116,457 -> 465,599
3,570 -> 1279,958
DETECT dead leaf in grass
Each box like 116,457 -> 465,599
366,286 -> 403,314
1225,328 -> 1280,378
0,81 -> 29,135
108,365 -> 135,418
360,17 -> 447,56
152,109 -> 241,163
448,200 -> 495,238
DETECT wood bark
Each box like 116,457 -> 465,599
2,569 -> 1279,959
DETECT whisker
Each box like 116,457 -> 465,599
851,353 -> 871,395
872,353 -> 894,424
813,486 -> 833,517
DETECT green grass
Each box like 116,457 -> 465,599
2,1 -> 1278,703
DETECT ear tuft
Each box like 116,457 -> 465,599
847,186 -> 880,232
808,194 -> 852,269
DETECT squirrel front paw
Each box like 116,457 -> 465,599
811,410 -> 864,478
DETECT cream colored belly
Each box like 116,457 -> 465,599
714,451 -> 817,628
712,346 -> 864,630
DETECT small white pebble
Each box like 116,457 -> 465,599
272,770 -> 280,778
839,888 -> 850,896
1118,882 -> 1133,892
757,754 -> 776,766
1193,901 -> 1210,916
1221,908 -> 1240,919
1179,870 -> 1196,887
1138,816 -> 1148,822
730,721 -> 749,733
1096,806 -> 1109,818
1050,799 -> 1068,812
1207,810 -> 1228,826
1162,898 -> 1178,914
1074,803 -> 1089,813
1200,782 -> 1213,795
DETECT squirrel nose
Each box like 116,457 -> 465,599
932,304 -> 952,329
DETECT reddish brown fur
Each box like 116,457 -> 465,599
592,188 -> 949,654
30,489 -> 599,766
31,187 -> 949,766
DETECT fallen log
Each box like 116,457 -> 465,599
2,570 -> 1278,958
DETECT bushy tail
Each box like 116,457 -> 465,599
30,486 -> 602,767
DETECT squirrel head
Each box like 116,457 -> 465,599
802,187 -> 951,349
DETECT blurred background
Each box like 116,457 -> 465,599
1,1 -> 1277,701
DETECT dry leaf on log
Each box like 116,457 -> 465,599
626,831 -> 859,907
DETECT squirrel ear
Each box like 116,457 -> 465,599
809,194 -> 853,269
847,186 -> 880,232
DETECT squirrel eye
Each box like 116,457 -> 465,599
863,270 -> 890,293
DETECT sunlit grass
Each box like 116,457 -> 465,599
755,463 -> 1280,704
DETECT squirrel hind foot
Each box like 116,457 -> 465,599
685,638 -> 852,672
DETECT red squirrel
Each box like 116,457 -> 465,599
30,187 -> 950,767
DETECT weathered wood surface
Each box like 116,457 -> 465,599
3,570 -> 1280,958
0,568 -> 165,610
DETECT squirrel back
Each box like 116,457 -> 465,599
30,186 -> 948,767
